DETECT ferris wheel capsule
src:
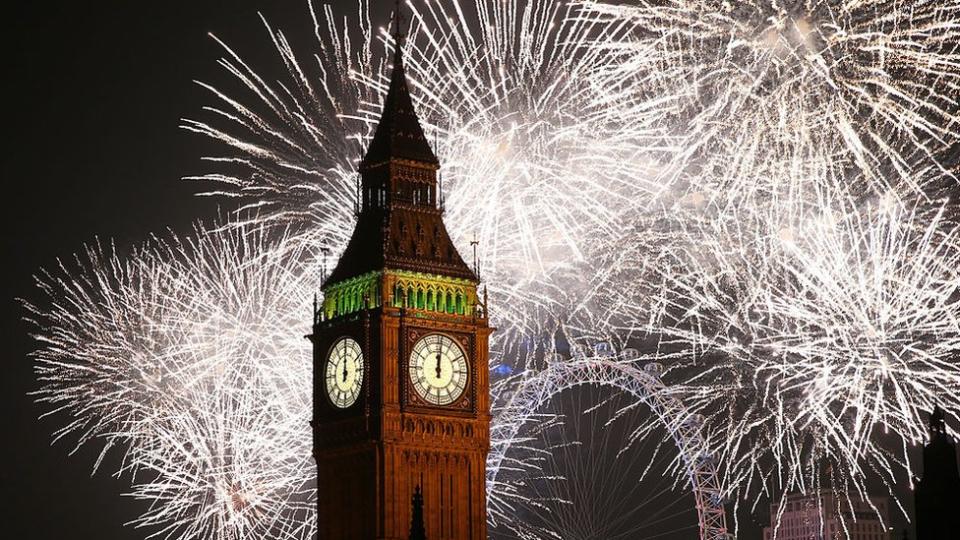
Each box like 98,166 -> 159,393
593,341 -> 615,357
644,362 -> 664,377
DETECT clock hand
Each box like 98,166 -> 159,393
435,351 -> 442,379
342,358 -> 348,383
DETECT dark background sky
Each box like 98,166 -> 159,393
1,2 -> 326,537
1,2 -> 704,537
1,1 -> 941,539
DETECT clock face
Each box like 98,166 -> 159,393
409,333 -> 469,406
324,337 -> 363,409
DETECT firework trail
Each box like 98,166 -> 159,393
584,0 -> 960,206
574,0 -> 960,514
29,1 -> 672,537
25,223 -> 320,539
24,0 -> 960,538
592,192 -> 960,523
181,0 -> 672,367
479,0 -> 960,528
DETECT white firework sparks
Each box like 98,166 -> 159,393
584,0 -> 960,204
25,223 -> 319,539
22,0 -> 960,538
181,0 -> 671,365
30,1 -> 670,535
576,0 -> 960,515
598,193 -> 960,520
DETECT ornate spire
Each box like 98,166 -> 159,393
321,3 -> 475,289
392,0 -> 405,48
361,1 -> 439,169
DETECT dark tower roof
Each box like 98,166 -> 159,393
360,23 -> 438,169
322,5 -> 475,288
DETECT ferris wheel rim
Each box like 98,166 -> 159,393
487,356 -> 731,540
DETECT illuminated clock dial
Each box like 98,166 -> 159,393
325,337 -> 364,409
409,334 -> 469,406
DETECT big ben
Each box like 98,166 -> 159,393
310,8 -> 492,539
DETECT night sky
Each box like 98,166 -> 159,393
2,2 -> 951,539
3,2 -> 317,537
2,2 -> 411,538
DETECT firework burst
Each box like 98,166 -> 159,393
584,0 -> 960,205
182,0 -> 674,367
29,0 -> 673,535
574,0 -> 960,511
595,192 -> 960,518
25,223 -> 320,539
24,0 -> 960,538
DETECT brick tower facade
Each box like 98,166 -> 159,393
311,9 -> 492,539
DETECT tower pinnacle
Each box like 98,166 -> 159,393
322,4 -> 473,288
360,0 -> 437,169
393,0 -> 405,48
930,404 -> 947,439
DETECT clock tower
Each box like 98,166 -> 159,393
310,11 -> 492,540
